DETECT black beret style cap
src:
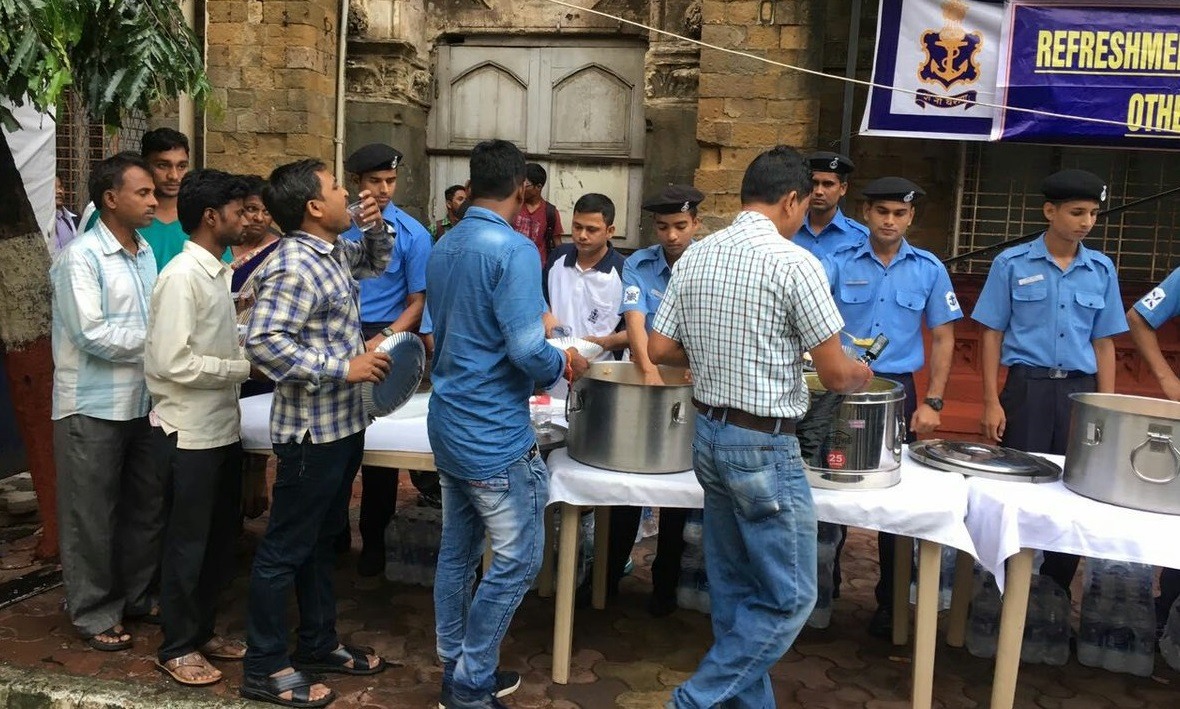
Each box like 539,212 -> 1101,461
1041,169 -> 1108,203
642,184 -> 705,214
344,143 -> 403,175
807,151 -> 855,175
861,176 -> 925,203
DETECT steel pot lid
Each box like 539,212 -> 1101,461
362,332 -> 426,419
908,439 -> 1061,483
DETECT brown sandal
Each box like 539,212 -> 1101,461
156,651 -> 223,686
200,636 -> 247,661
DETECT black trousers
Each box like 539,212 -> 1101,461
1001,365 -> 1096,593
872,372 -> 917,607
356,322 -> 441,555
158,436 -> 243,663
605,506 -> 689,600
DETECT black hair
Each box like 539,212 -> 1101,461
88,151 -> 151,210
740,145 -> 811,206
263,159 -> 326,234
573,193 -> 616,226
243,174 -> 267,198
140,127 -> 190,158
177,170 -> 251,235
444,184 -> 467,201
468,140 -> 525,201
524,163 -> 547,187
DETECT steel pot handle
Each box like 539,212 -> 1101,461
671,401 -> 688,425
1129,426 -> 1180,485
894,414 -> 905,456
566,388 -> 582,418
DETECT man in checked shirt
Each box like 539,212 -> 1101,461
240,159 -> 394,708
650,146 -> 873,708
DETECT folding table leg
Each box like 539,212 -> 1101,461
592,506 -> 611,610
537,506 -> 557,598
946,550 -> 975,648
893,535 -> 913,646
990,548 -> 1035,709
911,540 -> 941,709
552,503 -> 581,684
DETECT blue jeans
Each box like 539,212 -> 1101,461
672,414 -> 818,709
434,448 -> 548,700
244,431 -> 364,677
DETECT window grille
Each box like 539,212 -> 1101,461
953,142 -> 1180,284
54,93 -> 150,213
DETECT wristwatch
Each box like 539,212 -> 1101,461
380,327 -> 395,338
923,396 -> 944,412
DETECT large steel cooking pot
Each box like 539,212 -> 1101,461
566,361 -> 694,473
1065,393 -> 1180,514
802,374 -> 905,490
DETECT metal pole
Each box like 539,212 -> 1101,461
839,0 -> 863,158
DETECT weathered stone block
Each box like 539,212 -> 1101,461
286,46 -> 319,70
723,98 -> 767,120
731,121 -> 780,148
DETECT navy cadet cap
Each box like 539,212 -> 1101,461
344,143 -> 403,175
642,184 -> 705,214
1041,169 -> 1108,203
862,176 -> 925,203
807,151 -> 855,176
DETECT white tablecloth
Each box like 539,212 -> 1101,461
546,448 -> 977,556
965,460 -> 1180,587
240,392 -> 434,453
240,392 -> 567,455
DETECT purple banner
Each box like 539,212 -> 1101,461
996,2 -> 1180,149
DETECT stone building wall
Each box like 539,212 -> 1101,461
204,0 -> 341,177
692,0 -> 824,234
344,0 -> 700,238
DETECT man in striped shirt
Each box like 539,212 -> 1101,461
651,146 -> 873,708
51,152 -> 161,652
240,159 -> 394,707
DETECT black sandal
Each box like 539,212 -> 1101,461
291,644 -> 387,676
240,670 -> 336,709
86,626 -> 132,652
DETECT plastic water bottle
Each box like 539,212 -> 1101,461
808,522 -> 840,629
1160,597 -> 1180,671
678,511 -> 707,613
1020,576 -> 1046,664
908,544 -> 958,611
421,507 -> 442,586
577,510 -> 595,588
1115,562 -> 1156,677
966,568 -> 1001,659
1040,577 -> 1071,666
639,507 -> 659,540
1078,558 -> 1112,667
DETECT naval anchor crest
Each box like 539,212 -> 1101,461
916,0 -> 982,110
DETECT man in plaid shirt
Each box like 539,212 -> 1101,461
240,159 -> 394,708
650,146 -> 873,708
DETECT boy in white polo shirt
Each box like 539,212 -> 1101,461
542,193 -> 627,359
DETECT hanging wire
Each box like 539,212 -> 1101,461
542,0 -> 1180,137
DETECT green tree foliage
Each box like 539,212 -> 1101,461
0,0 -> 209,130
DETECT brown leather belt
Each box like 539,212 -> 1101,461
692,398 -> 797,435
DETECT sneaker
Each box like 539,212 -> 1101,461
438,671 -> 520,709
439,694 -> 507,709
867,606 -> 893,640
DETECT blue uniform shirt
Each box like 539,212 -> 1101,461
426,206 -> 565,478
1133,267 -> 1180,330
972,234 -> 1128,373
342,201 -> 432,326
792,207 -> 869,259
824,239 -> 962,373
619,243 -> 678,332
